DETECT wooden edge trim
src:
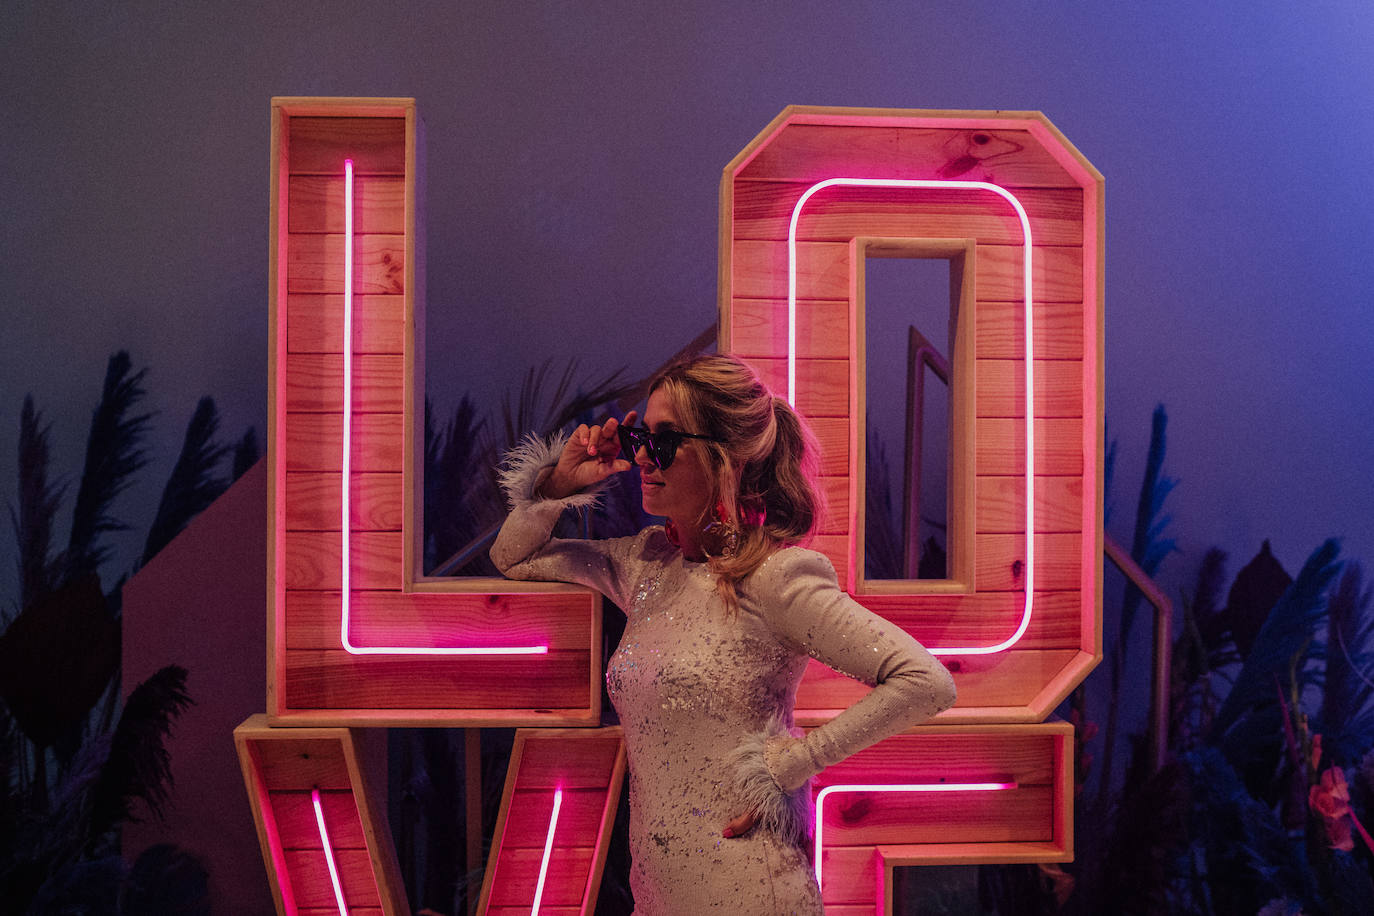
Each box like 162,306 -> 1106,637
265,708 -> 602,728
475,729 -> 530,914
233,718 -> 294,916
580,734 -> 628,915
343,728 -> 408,914
271,97 -> 416,118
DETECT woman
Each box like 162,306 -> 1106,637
491,354 -> 955,914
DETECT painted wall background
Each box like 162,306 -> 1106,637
3,0 -> 1372,617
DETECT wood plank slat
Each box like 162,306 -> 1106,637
822,473 -> 1085,537
974,359 -> 1083,419
501,788 -> 610,848
488,846 -> 594,907
820,785 -> 1053,846
975,417 -> 1082,477
729,298 -> 850,360
514,735 -> 621,790
730,296 -> 1087,362
287,116 -> 406,174
288,175 -> 406,234
731,240 -> 1084,303
270,789 -> 367,849
284,847 -> 381,908
742,356 -> 848,417
285,471 -> 403,531
284,412 -> 404,473
974,298 -> 1085,360
974,474 -> 1083,533
284,589 -> 594,651
733,181 -> 1084,246
284,530 -> 403,590
814,731 -> 1061,786
287,233 -> 405,294
286,294 -> 406,354
283,353 -> 404,413
249,738 -> 350,791
818,845 -> 879,905
734,124 -> 1078,187
854,591 -> 1084,650
282,649 -> 591,709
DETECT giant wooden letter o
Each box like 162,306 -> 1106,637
720,107 -> 1104,721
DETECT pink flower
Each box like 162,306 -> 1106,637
1310,767 -> 1355,852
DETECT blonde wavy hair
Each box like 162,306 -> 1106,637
649,354 -> 823,611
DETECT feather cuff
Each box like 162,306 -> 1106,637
498,431 -> 606,511
727,713 -> 815,847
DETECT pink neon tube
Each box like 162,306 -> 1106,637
311,787 -> 349,916
531,787 -> 564,915
787,178 -> 1035,656
338,159 -> 546,656
812,781 -> 1017,889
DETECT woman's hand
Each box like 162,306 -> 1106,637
538,411 -> 637,499
721,808 -> 760,839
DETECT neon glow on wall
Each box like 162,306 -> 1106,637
340,159 -> 547,656
787,178 -> 1036,657
531,787 -> 565,916
311,787 -> 349,916
812,781 -> 1018,889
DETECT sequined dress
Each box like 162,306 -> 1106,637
491,438 -> 956,915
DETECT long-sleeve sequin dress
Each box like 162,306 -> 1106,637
491,436 -> 956,915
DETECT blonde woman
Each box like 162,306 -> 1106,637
492,354 -> 955,914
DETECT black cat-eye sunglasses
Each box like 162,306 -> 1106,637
616,425 -> 720,470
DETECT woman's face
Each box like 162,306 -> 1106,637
637,387 -> 714,526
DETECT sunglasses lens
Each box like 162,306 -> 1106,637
618,427 -> 679,470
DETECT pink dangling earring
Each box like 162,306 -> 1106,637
702,500 -> 740,560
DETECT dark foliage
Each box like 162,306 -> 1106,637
1225,539 -> 1294,660
65,352 -> 152,579
230,426 -> 259,481
142,397 -> 230,565
1318,564 -> 1374,764
89,665 -> 193,835
9,397 -> 65,619
0,575 -> 118,750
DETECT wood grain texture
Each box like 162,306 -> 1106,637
487,847 -> 594,907
976,417 -> 1083,476
288,175 -> 406,234
282,649 -> 591,709
284,412 -> 403,473
853,591 -> 1083,650
285,471 -> 403,531
731,240 -> 1084,303
283,353 -> 404,413
287,233 -> 405,294
269,789 -> 366,849
286,294 -> 406,354
284,589 -> 595,650
815,728 -> 1061,785
728,296 -> 1085,362
249,737 -> 351,791
821,786 -> 1052,845
797,649 -> 1079,710
733,181 -> 1084,246
284,848 -> 381,908
287,116 -> 406,174
734,124 -> 1078,187
973,359 -> 1083,418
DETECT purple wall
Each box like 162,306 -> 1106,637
121,461 -> 272,913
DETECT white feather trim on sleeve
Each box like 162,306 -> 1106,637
727,712 -> 815,847
498,430 -> 607,511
